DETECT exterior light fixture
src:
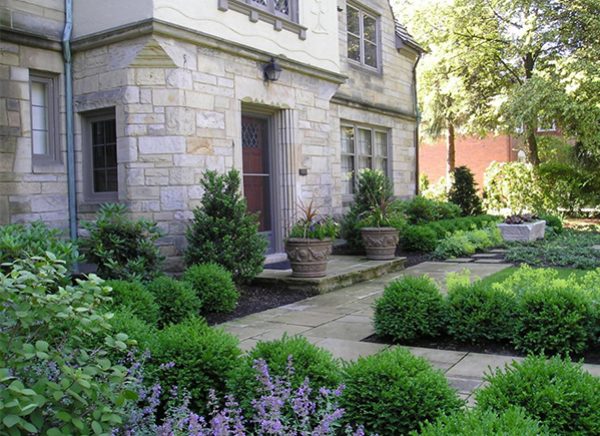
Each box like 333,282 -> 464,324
263,57 -> 282,82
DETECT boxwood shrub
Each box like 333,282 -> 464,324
183,263 -> 239,314
105,280 -> 160,326
227,336 -> 342,416
447,280 -> 517,343
416,407 -> 548,435
148,317 -> 241,414
340,348 -> 463,435
513,281 -> 594,356
146,276 -> 202,327
374,275 -> 446,342
476,356 -> 600,435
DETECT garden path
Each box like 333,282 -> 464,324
219,261 -> 600,404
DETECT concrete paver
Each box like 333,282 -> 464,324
220,260 -> 600,400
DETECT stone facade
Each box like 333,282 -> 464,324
1,0 -> 421,271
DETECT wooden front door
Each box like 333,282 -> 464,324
242,116 -> 273,253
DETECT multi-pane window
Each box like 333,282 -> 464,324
30,74 -> 58,162
91,118 -> 118,194
246,0 -> 297,21
341,124 -> 389,194
346,4 -> 380,69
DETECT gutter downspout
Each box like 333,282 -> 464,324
62,0 -> 78,256
412,52 -> 422,196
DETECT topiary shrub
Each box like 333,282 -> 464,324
340,347 -> 463,435
148,317 -> 241,414
401,225 -> 439,252
513,281 -> 594,356
374,275 -> 446,342
146,276 -> 202,327
185,170 -> 267,284
446,277 -> 517,343
0,221 -> 80,272
0,255 -> 137,434
476,356 -> 600,435
416,407 -> 549,435
81,203 -> 164,282
449,166 -> 483,216
104,280 -> 160,326
227,336 -> 342,416
183,263 -> 239,314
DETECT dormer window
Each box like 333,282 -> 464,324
346,3 -> 380,70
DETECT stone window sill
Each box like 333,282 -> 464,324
218,0 -> 307,40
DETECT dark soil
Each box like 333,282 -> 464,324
205,285 -> 315,326
363,333 -> 600,365
398,250 -> 433,268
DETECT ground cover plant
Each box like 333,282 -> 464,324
185,170 -> 267,284
505,228 -> 600,269
476,356 -> 600,435
433,226 -> 503,259
81,203 -> 164,282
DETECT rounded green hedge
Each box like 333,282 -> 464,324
447,281 -> 516,343
374,275 -> 446,342
227,336 -> 342,415
476,356 -> 600,435
416,407 -> 548,435
146,276 -> 202,327
148,317 -> 241,414
340,347 -> 463,435
183,263 -> 239,313
105,280 -> 160,326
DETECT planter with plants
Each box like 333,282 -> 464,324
497,214 -> 546,242
285,202 -> 337,278
358,170 -> 400,260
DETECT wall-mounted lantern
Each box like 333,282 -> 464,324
263,57 -> 282,82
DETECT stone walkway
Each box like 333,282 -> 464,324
220,261 -> 600,403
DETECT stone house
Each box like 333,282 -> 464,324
0,0 -> 422,270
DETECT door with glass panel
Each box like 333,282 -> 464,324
242,116 -> 274,254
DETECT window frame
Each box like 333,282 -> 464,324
244,0 -> 298,22
346,3 -> 382,72
341,122 -> 391,197
82,109 -> 119,204
29,72 -> 60,165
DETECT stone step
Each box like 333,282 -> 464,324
253,255 -> 406,295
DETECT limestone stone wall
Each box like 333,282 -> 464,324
0,40 -> 68,227
0,0 -> 65,40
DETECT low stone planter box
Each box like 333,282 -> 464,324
497,220 -> 546,242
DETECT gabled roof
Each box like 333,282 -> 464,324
395,20 -> 424,53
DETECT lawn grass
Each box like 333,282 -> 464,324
480,266 -> 591,287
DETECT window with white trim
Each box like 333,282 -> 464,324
346,3 -> 380,70
341,124 -> 389,194
30,73 -> 59,163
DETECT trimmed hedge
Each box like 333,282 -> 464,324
183,263 -> 239,314
374,276 -> 446,342
416,407 -> 549,435
227,336 -> 342,416
146,276 -> 202,327
340,348 -> 463,435
104,280 -> 160,326
476,356 -> 600,435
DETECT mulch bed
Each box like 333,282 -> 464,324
363,333 -> 600,365
205,285 -> 315,326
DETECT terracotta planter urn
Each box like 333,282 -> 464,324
361,227 -> 399,261
285,238 -> 333,278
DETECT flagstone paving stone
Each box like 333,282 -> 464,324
220,260 -> 599,403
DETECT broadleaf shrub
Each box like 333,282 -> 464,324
340,348 -> 463,435
374,275 -> 446,342
416,407 -> 549,435
81,203 -> 164,282
433,227 -> 502,259
146,276 -> 202,327
0,255 -> 137,434
227,336 -> 342,417
185,170 -> 267,283
183,263 -> 239,314
148,317 -> 241,414
448,166 -> 483,216
446,276 -> 516,343
0,221 -> 80,272
476,356 -> 600,435
104,280 -> 160,326
399,196 -> 462,224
